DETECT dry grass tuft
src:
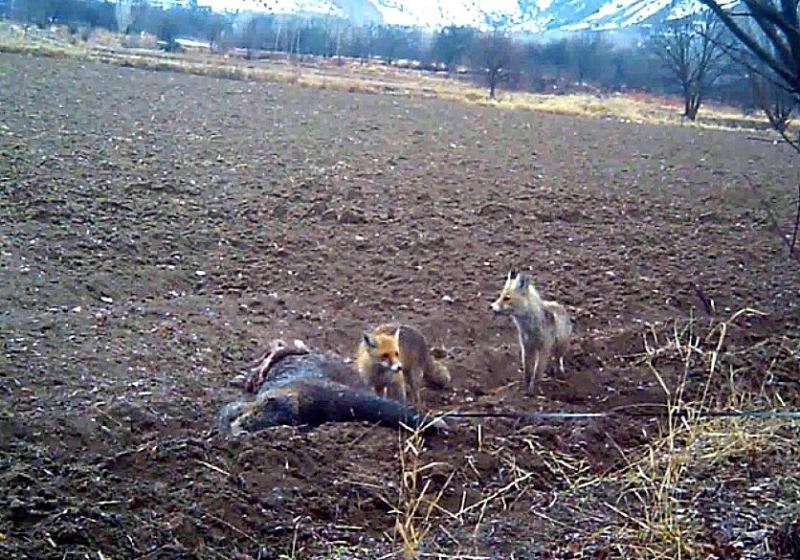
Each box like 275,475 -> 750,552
385,416 -> 591,558
594,416 -> 798,558
381,309 -> 798,558
560,308 -> 800,558
391,418 -> 456,560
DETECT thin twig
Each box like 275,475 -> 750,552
791,183 -> 800,254
195,459 -> 231,478
741,173 -> 800,262
203,512 -> 260,545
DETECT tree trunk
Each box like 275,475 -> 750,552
273,23 -> 281,51
488,68 -> 499,99
685,92 -> 701,121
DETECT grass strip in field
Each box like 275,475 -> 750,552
0,34 -> 783,135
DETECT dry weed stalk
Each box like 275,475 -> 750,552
387,412 -> 588,558
593,308 -> 799,558
391,417 -> 454,560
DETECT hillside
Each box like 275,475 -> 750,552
197,0 -> 710,31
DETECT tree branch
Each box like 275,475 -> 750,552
698,0 -> 799,89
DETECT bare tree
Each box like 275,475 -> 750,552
751,67 -> 796,132
698,0 -> 800,256
114,0 -> 132,34
473,28 -> 516,99
652,10 -> 733,120
14,0 -> 57,26
431,25 -> 477,73
571,31 -> 607,84
699,0 -> 800,95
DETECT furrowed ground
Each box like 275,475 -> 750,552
1,53 -> 798,559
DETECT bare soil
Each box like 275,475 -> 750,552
1,53 -> 798,559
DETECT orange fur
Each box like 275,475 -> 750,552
356,323 -> 451,407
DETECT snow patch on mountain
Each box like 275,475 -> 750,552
197,0 -> 724,32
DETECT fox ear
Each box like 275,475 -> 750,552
514,273 -> 529,291
362,332 -> 377,349
507,269 -> 517,284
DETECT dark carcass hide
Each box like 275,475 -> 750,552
217,339 -> 447,437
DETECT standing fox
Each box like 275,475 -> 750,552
490,270 -> 573,396
356,323 -> 451,407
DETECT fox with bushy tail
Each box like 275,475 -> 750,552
490,270 -> 573,396
356,322 -> 452,407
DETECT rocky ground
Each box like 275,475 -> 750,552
1,53 -> 798,559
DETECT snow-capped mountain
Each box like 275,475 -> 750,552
196,0 -> 709,32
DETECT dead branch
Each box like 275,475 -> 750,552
742,173 -> 800,261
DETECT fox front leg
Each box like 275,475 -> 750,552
526,351 -> 541,396
520,345 -> 536,395
386,380 -> 407,404
405,369 -> 422,408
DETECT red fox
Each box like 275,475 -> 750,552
356,323 -> 451,407
218,338 -> 447,436
490,270 -> 573,396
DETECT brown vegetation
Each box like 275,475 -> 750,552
0,21 -> 788,133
